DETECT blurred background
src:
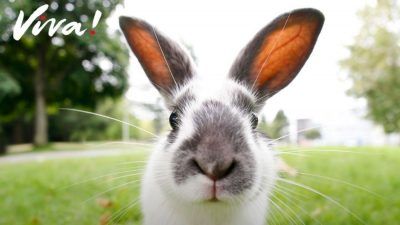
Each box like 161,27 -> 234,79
0,0 -> 399,225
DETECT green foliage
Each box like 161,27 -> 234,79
340,0 -> 400,133
0,0 -> 129,143
304,129 -> 321,140
259,110 -> 289,140
0,71 -> 21,102
0,132 -> 6,154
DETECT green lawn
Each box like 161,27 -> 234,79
0,146 -> 399,225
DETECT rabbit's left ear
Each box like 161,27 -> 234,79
229,8 -> 324,102
119,16 -> 196,98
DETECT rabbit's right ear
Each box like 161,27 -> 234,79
119,17 -> 196,98
229,8 -> 324,104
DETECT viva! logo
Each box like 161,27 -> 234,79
13,4 -> 102,41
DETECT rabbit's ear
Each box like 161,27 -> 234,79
229,8 -> 324,101
119,17 -> 196,97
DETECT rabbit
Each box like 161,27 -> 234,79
119,8 -> 324,225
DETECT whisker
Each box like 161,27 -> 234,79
62,166 -> 145,189
268,125 -> 322,145
82,179 -> 141,204
267,205 -> 282,225
275,183 -> 309,200
148,79 -> 172,96
271,194 -> 305,225
298,172 -> 384,199
85,141 -> 154,148
60,108 -> 159,138
260,182 -> 305,224
151,26 -> 178,87
268,197 -> 297,225
108,198 -> 140,225
254,91 -> 274,104
274,187 -> 323,225
278,178 -> 366,225
106,171 -> 144,182
278,149 -> 380,155
276,152 -> 309,157
113,160 -> 150,166
251,11 -> 293,92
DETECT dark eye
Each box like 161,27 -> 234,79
250,113 -> 258,129
169,112 -> 179,129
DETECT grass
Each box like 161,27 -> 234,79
0,146 -> 399,225
270,146 -> 400,225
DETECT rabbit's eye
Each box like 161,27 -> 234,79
169,112 -> 179,129
251,113 -> 258,129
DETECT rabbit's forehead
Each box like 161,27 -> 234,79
173,78 -> 256,112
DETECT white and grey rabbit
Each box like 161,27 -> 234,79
119,8 -> 324,225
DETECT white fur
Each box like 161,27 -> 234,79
140,77 -> 278,225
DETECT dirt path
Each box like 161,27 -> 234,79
0,149 -> 135,164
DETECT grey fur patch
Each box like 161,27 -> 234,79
157,34 -> 195,92
173,90 -> 196,115
230,89 -> 255,113
166,90 -> 196,144
172,101 -> 255,195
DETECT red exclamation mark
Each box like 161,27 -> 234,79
89,10 -> 102,37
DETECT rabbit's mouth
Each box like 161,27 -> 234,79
205,179 -> 233,202
210,180 -> 218,201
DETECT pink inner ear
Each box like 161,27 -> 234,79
250,17 -> 320,93
124,24 -> 172,88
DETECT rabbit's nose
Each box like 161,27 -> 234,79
193,158 -> 236,181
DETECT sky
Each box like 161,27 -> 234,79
107,0 -> 390,145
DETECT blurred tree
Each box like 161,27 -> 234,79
0,72 -> 21,152
258,110 -> 289,140
258,115 -> 269,136
0,126 -> 6,154
304,129 -> 321,140
269,110 -> 289,140
341,0 -> 400,133
0,0 -> 129,147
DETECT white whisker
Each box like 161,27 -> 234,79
274,187 -> 323,225
151,26 -> 178,87
271,194 -> 305,225
268,125 -> 322,145
60,108 -> 159,138
279,149 -> 380,155
268,197 -> 297,225
62,168 -> 143,189
108,198 -> 140,225
298,172 -> 384,199
251,11 -> 292,92
85,141 -> 154,148
278,178 -> 366,225
82,179 -> 141,204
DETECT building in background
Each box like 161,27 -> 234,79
291,108 -> 400,146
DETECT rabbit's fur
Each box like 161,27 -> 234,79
120,8 -> 324,225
